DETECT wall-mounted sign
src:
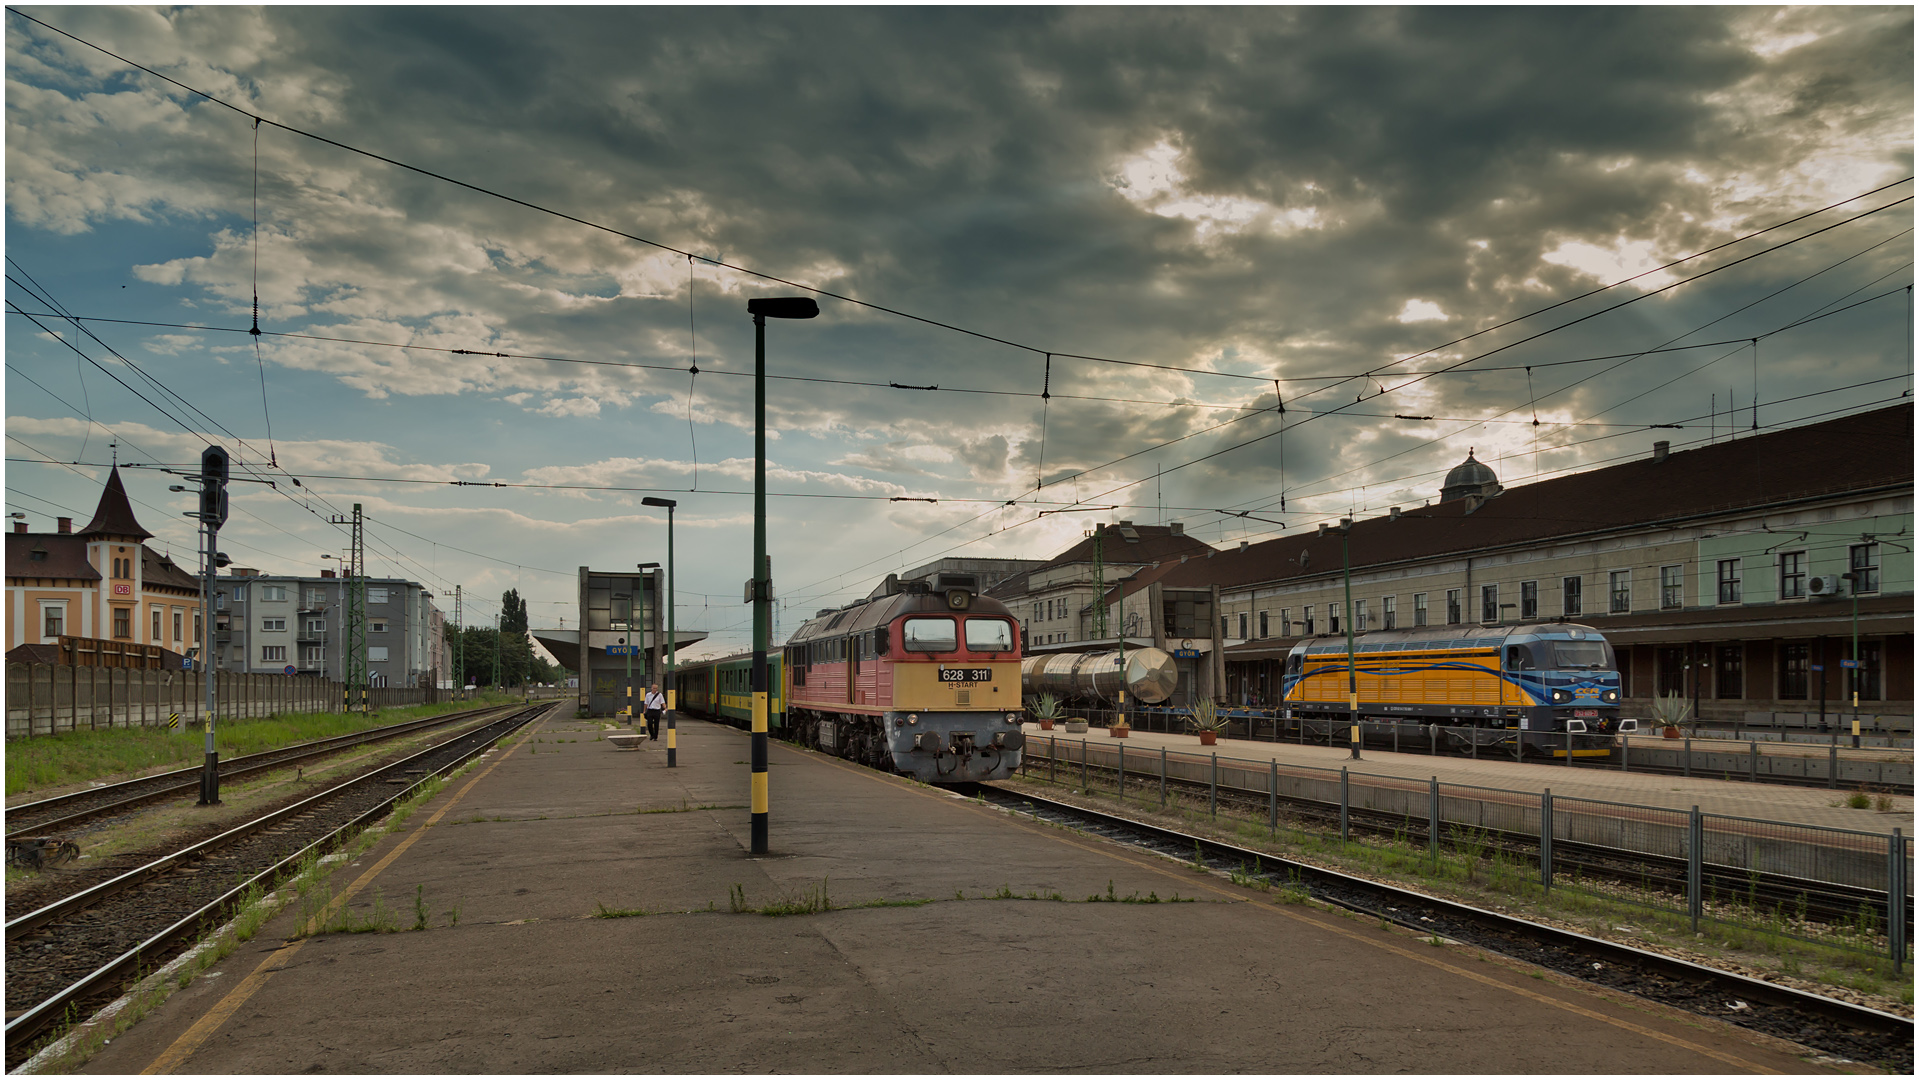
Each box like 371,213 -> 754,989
112,583 -> 131,595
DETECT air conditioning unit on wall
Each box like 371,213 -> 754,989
1807,574 -> 1843,596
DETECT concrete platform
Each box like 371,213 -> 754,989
1030,726 -> 1912,835
83,714 -> 1840,1074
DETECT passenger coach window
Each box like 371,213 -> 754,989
902,617 -> 958,652
964,618 -> 1014,653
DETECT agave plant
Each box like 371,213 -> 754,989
1651,693 -> 1693,730
1027,692 -> 1064,722
1185,697 -> 1229,733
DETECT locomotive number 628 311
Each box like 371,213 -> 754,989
938,667 -> 993,682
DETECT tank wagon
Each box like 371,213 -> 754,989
1281,622 -> 1633,756
1021,647 -> 1180,705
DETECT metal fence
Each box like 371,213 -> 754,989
1021,735 -> 1912,970
5,662 -> 441,739
1057,707 -> 1912,790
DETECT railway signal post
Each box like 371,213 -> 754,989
194,445 -> 229,805
747,296 -> 819,854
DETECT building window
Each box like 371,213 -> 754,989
371,619 -> 389,633
261,585 -> 286,602
1298,608 -> 1312,636
368,646 -> 390,662
1849,544 -> 1880,594
1656,646 -> 1687,698
1778,643 -> 1809,700
1778,551 -> 1806,600
1237,612 -> 1247,639
1412,593 -> 1428,627
1609,571 -> 1631,613
1282,609 -> 1293,636
1520,581 -> 1537,620
1480,584 -> 1498,623
306,618 -> 326,635
1353,600 -> 1367,632
42,605 -> 64,640
1715,645 -> 1743,699
1717,559 -> 1741,604
1562,576 -> 1582,617
153,608 -> 164,642
215,591 -> 227,611
262,645 -> 287,663
1220,614 -> 1229,638
262,617 -> 286,632
1327,603 -> 1341,635
1382,595 -> 1397,631
1850,641 -> 1883,702
1660,565 -> 1684,609
1446,589 -> 1462,625
1259,611 -> 1269,638
368,587 -> 389,605
113,607 -> 131,639
304,645 -> 326,666
194,612 -> 202,640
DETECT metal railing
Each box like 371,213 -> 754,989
1021,735 -> 1912,970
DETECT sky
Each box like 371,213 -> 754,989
5,6 -> 1913,659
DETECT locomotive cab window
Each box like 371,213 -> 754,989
1504,644 -> 1537,670
1551,640 -> 1614,670
963,618 -> 1014,654
902,616 -> 958,652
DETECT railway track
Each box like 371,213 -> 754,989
963,783 -> 1914,1073
1021,743 -> 1910,932
4,704 -> 515,846
3,701 -> 554,1068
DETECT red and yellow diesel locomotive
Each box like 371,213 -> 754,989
782,572 -> 1024,782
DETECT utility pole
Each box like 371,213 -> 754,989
452,584 -> 463,699
329,505 -> 367,713
1342,518 -> 1359,760
194,445 -> 229,805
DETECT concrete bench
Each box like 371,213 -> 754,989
606,733 -> 648,751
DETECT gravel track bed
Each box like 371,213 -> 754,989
972,782 -> 1912,1074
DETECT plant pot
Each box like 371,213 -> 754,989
1661,725 -> 1681,739
1110,725 -> 1130,738
1038,718 -> 1055,731
1064,720 -> 1089,734
1197,731 -> 1217,746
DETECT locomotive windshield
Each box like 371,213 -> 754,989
963,618 -> 1014,652
901,616 -> 957,652
1549,640 -> 1615,670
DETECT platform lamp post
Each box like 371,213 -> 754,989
642,498 -> 678,766
747,296 -> 819,855
1338,518 -> 1360,760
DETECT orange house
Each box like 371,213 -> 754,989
6,467 -> 203,666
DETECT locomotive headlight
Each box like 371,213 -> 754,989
1005,713 -> 1020,724
906,713 -> 919,724
1551,689 -> 1572,704
1601,690 -> 1619,703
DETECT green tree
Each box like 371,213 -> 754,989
501,589 -> 529,635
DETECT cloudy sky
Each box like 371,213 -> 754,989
6,6 -> 1912,656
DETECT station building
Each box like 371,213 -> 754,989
1113,405 -> 1912,727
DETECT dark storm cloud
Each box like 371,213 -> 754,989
7,5 -> 1911,619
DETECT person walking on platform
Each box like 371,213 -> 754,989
643,683 -> 665,741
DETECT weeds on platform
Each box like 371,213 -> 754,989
593,901 -> 650,918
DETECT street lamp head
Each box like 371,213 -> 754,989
638,562 -> 661,570
640,497 -> 677,509
746,297 -> 820,320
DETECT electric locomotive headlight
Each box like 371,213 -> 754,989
1601,690 -> 1619,703
1551,689 -> 1572,704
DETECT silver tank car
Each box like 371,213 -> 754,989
1021,647 -> 1178,705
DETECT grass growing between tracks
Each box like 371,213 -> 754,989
1004,769 -> 1915,1014
5,694 -> 523,797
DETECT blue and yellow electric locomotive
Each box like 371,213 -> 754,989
1281,622 -> 1632,756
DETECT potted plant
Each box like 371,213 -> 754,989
1652,693 -> 1692,739
1064,715 -> 1090,734
1029,693 -> 1063,731
1109,711 -> 1131,738
1186,698 -> 1228,746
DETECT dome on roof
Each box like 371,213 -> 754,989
1439,450 -> 1501,503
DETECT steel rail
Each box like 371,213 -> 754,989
5,704 -> 515,840
969,783 -> 1912,1053
2,703 -> 552,1057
